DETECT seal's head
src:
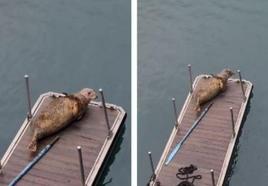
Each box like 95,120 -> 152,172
224,68 -> 234,77
219,68 -> 234,80
80,88 -> 98,101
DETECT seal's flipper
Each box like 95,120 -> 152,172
62,92 -> 68,96
28,139 -> 37,152
28,133 -> 38,152
194,98 -> 201,112
211,74 -> 224,80
210,73 -> 215,77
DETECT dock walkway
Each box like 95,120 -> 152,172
150,75 -> 253,186
0,92 -> 126,186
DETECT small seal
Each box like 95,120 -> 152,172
28,88 -> 97,152
194,69 -> 234,112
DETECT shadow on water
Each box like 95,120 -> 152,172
94,114 -> 127,186
223,90 -> 254,186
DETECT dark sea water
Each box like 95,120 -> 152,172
0,1 -> 130,185
139,0 -> 268,185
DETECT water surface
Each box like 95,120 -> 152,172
0,1 -> 130,185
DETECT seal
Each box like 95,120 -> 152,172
194,69 -> 234,112
28,88 -> 97,152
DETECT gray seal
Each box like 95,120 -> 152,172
28,88 -> 97,152
194,69 -> 234,112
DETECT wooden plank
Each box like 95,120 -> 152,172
0,92 -> 126,186
150,75 -> 253,186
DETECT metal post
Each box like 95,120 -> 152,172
188,64 -> 193,93
237,70 -> 246,101
77,146 -> 85,186
0,161 -> 2,174
230,107 -> 236,138
172,98 -> 178,128
210,169 -> 216,186
99,89 -> 113,138
24,75 -> 32,119
148,152 -> 156,181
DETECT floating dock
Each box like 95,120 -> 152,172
0,92 -> 126,186
149,74 -> 253,186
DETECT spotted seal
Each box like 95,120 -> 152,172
194,69 -> 234,112
28,88 -> 97,152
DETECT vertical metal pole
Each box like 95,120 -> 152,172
237,70 -> 246,101
77,146 -> 85,186
0,161 -> 2,174
24,75 -> 32,119
188,64 -> 193,93
148,152 -> 156,180
99,89 -> 113,138
172,98 -> 178,128
230,107 -> 236,138
210,169 -> 216,186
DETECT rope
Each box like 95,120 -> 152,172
176,164 -> 202,186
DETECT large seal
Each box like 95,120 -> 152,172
28,88 -> 97,152
194,69 -> 234,112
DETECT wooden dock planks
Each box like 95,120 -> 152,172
0,92 -> 126,186
151,75 -> 253,186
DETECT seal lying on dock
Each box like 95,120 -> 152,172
28,88 -> 97,152
194,69 -> 234,112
